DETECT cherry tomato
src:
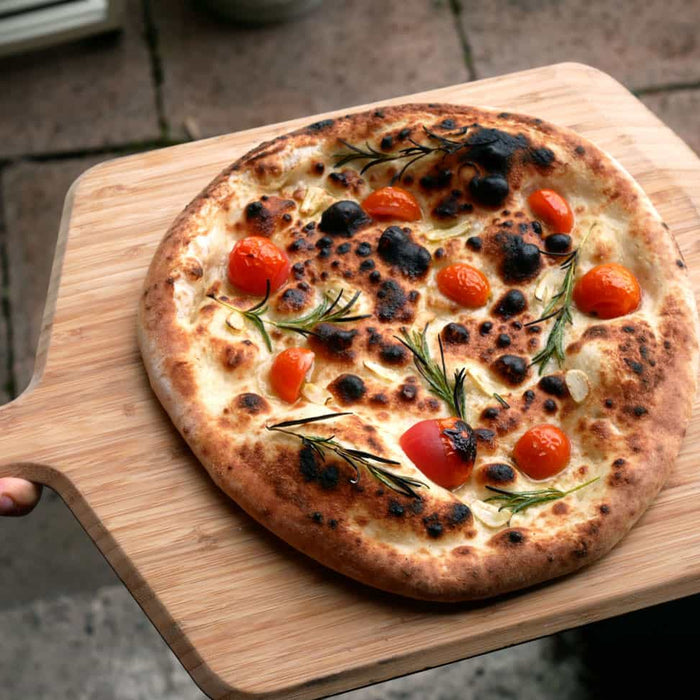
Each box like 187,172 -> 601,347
400,417 -> 476,489
228,236 -> 290,296
436,263 -> 490,308
528,189 -> 574,233
573,263 -> 641,319
269,348 -> 315,403
513,424 -> 571,480
361,186 -> 422,221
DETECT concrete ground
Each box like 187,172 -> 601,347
1,0 -> 700,697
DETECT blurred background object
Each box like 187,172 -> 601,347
195,0 -> 324,25
1,1 -> 699,697
0,0 -> 125,57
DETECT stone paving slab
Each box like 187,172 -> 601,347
459,0 -> 700,90
1,156 -> 108,393
0,580 -> 589,700
154,0 -> 468,140
641,89 -> 700,157
0,0 -> 159,158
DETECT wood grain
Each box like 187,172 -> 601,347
2,63 -> 700,699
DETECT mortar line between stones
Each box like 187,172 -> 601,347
0,166 -> 18,400
141,0 -> 169,139
634,79 -> 700,96
448,0 -> 477,82
16,138 -> 187,163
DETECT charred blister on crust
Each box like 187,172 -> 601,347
234,393 -> 270,415
375,279 -> 415,322
489,528 -> 527,547
377,226 -> 431,279
209,337 -> 259,373
310,323 -> 358,360
244,196 -> 295,236
328,373 -> 367,405
474,463 -> 516,487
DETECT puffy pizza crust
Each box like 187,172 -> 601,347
138,104 -> 699,601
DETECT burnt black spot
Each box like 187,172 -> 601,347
484,463 -> 515,483
439,118 -> 456,130
423,514 -> 443,538
245,201 -> 264,218
319,464 -> 340,490
531,221 -> 543,235
633,405 -> 648,417
523,389 -> 536,405
300,444 -> 320,481
529,147 -> 555,167
544,399 -> 557,413
369,270 -> 381,283
441,420 -> 476,465
480,321 -> 493,335
307,118 -> 334,131
442,322 -> 470,345
433,193 -> 462,220
501,234 -> 542,282
236,393 -> 269,414
380,343 -> 407,364
377,226 -> 431,278
316,236 -> 333,250
376,279 -> 408,321
613,458 -> 626,467
538,375 -> 568,397
311,512 -> 323,523
279,288 -> 306,311
497,333 -> 511,348
677,259 -> 685,268
494,289 -> 527,319
380,134 -> 393,150
292,262 -> 305,279
330,374 -> 367,404
388,500 -> 405,517
492,355 -> 528,385
359,259 -> 375,271
355,241 -> 372,257
329,518 -> 338,528
398,127 -> 411,139
419,168 -> 452,190
475,428 -> 496,446
545,234 -> 572,253
450,503 -> 471,525
624,358 -> 644,375
469,174 -> 509,207
313,323 -> 357,354
600,504 -> 610,515
336,242 -> 351,255
434,247 -> 446,259
399,383 -> 417,402
508,530 -> 524,544
313,162 -> 325,175
466,236 -> 482,251
466,128 -> 529,173
319,201 -> 370,238
604,398 -> 614,408
575,145 -> 586,155
482,407 -> 499,420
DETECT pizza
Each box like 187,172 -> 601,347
138,104 -> 699,601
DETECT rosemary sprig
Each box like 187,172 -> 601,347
493,393 -> 510,409
396,325 -> 467,419
267,413 -> 427,499
334,125 -> 472,184
207,287 -> 368,350
485,477 -> 599,516
274,289 -> 371,338
526,225 -> 593,374
207,282 -> 273,352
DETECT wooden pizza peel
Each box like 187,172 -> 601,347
1,63 -> 700,699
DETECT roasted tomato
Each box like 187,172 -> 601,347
528,189 -> 574,233
228,236 -> 290,295
361,186 -> 422,221
573,263 -> 641,319
513,424 -> 571,480
269,348 -> 315,403
400,417 -> 476,489
436,263 -> 490,307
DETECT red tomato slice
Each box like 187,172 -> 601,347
270,348 -> 315,403
436,263 -> 490,308
361,186 -> 422,221
528,189 -> 574,233
573,263 -> 641,319
400,417 -> 476,489
513,424 -> 570,479
228,236 -> 290,295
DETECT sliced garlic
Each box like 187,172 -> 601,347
565,369 -> 590,402
363,360 -> 401,383
301,382 -> 332,405
466,363 -> 497,397
535,267 -> 565,306
470,500 -> 511,528
225,311 -> 245,332
299,186 -> 335,217
424,222 -> 471,242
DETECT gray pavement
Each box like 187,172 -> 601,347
1,0 -> 700,697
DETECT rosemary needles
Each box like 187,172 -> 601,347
267,413 -> 427,499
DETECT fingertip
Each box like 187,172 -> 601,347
0,478 -> 42,517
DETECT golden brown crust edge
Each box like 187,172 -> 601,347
138,104 -> 699,601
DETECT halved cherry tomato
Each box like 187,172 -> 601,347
528,189 -> 574,233
436,263 -> 490,308
269,348 -> 315,403
513,424 -> 571,480
400,417 -> 476,489
361,186 -> 422,221
573,262 -> 641,319
228,236 -> 290,296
